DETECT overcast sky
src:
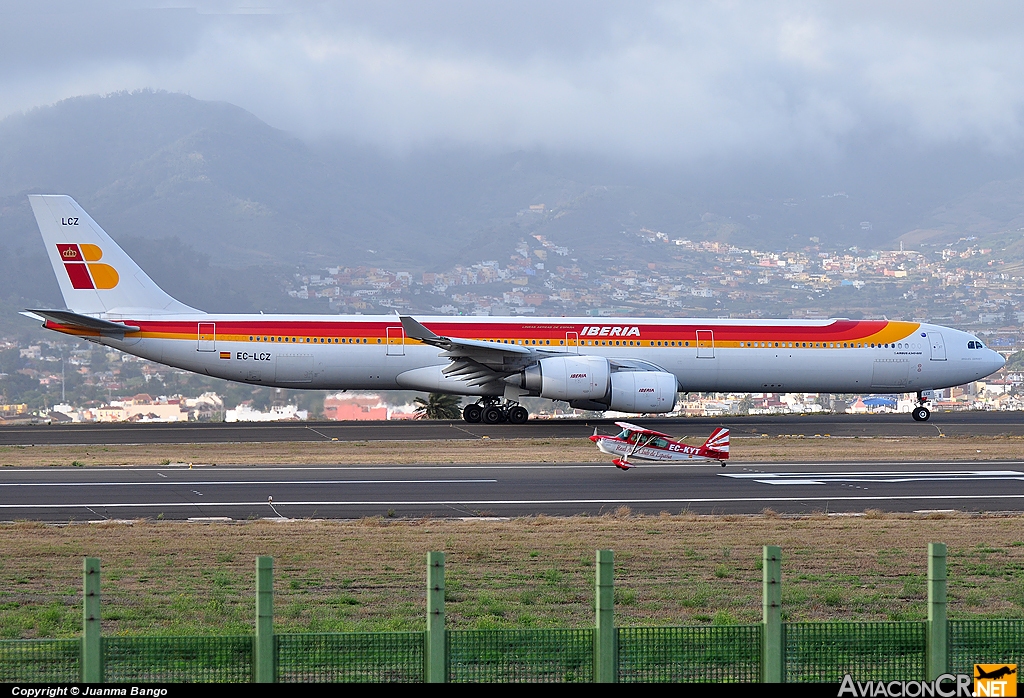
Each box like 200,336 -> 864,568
3,1 -> 1024,161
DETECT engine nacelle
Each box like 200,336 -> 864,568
522,356 -> 610,401
607,371 -> 678,413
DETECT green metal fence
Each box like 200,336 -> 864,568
448,628 -> 593,683
784,622 -> 928,682
0,639 -> 81,682
949,619 -> 1024,675
617,625 -> 762,683
4,545 -> 1023,683
102,636 -> 253,683
275,632 -> 424,682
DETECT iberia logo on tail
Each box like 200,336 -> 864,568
57,244 -> 119,289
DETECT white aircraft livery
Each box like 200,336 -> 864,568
25,195 -> 1005,424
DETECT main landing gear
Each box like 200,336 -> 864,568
912,392 -> 931,422
463,399 -> 529,425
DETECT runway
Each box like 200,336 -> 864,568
1,411 -> 1023,445
5,460 -> 1024,521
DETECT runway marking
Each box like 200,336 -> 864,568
6,461 -> 1024,474
0,479 -> 497,487
722,471 -> 1024,485
8,493 -> 1024,509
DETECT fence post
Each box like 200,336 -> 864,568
425,551 -> 446,683
762,545 -> 783,683
255,556 -> 274,683
595,549 -> 615,683
82,557 -> 101,683
927,542 -> 948,680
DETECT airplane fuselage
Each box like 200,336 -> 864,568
46,314 -> 1005,397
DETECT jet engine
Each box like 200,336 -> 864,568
606,370 -> 678,412
522,356 -> 678,413
521,355 -> 610,401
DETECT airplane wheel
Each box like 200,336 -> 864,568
463,404 -> 483,423
912,406 -> 930,422
482,405 -> 505,424
508,406 -> 529,424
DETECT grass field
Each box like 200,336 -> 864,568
0,435 -> 1022,466
1,513 -> 1023,639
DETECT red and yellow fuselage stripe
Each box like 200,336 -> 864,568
42,318 -> 921,348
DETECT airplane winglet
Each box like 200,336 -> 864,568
401,315 -> 533,354
400,315 -> 440,342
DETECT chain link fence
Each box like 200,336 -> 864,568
275,632 -> 424,682
102,636 -> 254,683
0,639 -> 81,682
618,625 -> 762,682
949,620 -> 1024,675
785,622 -> 927,682
448,628 -> 593,683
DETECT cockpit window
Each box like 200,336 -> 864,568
968,340 -> 984,349
968,341 -> 976,349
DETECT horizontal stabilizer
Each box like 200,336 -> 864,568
24,309 -> 140,335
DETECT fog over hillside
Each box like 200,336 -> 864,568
1,90 -> 1023,327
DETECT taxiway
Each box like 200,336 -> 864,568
4,459 -> 1024,520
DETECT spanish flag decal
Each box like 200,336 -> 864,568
219,351 -> 231,360
56,244 -> 119,289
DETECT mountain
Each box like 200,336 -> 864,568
1,89 -> 1023,330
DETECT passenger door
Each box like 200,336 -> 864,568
386,326 -> 405,356
197,322 -> 216,352
927,332 -> 946,361
696,330 -> 715,359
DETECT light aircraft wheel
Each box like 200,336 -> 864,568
912,406 -> 930,422
463,404 -> 483,423
508,406 -> 529,424
482,405 -> 505,424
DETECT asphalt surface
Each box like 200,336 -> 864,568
5,460 -> 1024,521
2,411 -> 1023,445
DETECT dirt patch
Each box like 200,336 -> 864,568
1,513 -> 1022,638
0,435 -> 1021,467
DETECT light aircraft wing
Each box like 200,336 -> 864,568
614,421 -> 673,437
401,315 -> 539,388
22,309 -> 140,336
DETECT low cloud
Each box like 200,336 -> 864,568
3,1 -> 1024,160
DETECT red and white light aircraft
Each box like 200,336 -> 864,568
23,195 -> 1006,423
590,423 -> 730,470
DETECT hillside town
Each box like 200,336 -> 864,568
285,227 -> 1024,354
3,228 -> 1023,424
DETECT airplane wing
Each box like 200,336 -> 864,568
401,315 -> 539,388
23,309 -> 140,336
614,421 -> 673,437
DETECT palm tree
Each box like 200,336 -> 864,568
413,393 -> 463,419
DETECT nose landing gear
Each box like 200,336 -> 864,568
912,392 -> 930,422
462,399 -> 529,424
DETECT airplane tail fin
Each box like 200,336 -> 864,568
29,195 -> 202,317
702,427 -> 730,457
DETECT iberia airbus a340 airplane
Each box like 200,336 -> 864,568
24,195 -> 1005,424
